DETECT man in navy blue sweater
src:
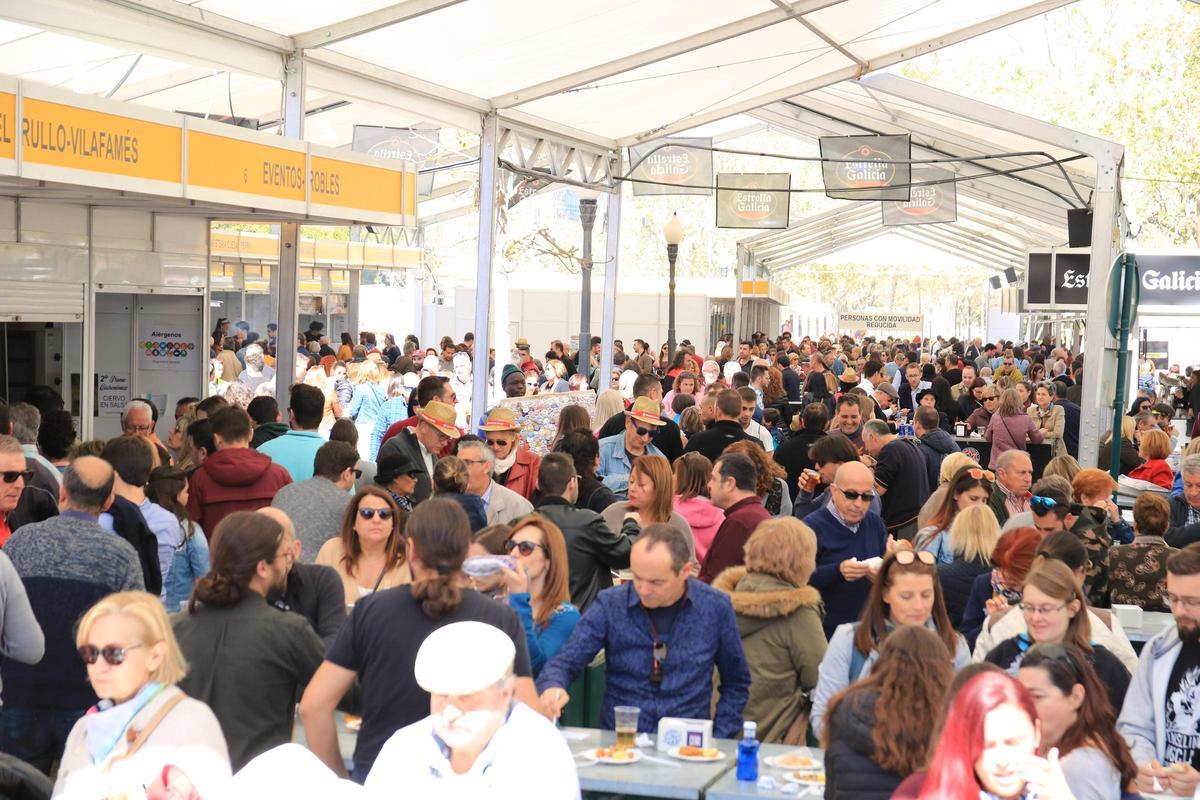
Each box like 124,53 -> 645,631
804,461 -> 889,639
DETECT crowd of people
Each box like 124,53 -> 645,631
0,325 -> 1197,799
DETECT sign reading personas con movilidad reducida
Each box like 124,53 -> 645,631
1024,250 -> 1200,310
715,173 -> 791,229
820,134 -> 912,202
352,125 -> 438,195
628,137 -> 713,196
838,312 -> 924,336
881,165 -> 957,226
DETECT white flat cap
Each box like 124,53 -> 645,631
452,351 -> 471,365
415,622 -> 515,696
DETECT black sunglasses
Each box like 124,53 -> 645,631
485,438 -> 510,447
0,470 -> 33,484
503,539 -> 546,557
78,644 -> 143,666
1025,642 -> 1083,679
650,640 -> 667,688
633,426 -> 655,437
358,507 -> 394,521
835,486 -> 874,502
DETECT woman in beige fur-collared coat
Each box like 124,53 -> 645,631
712,518 -> 826,743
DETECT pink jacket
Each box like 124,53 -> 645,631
984,412 -> 1045,469
674,495 -> 726,562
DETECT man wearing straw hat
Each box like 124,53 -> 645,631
478,408 -> 541,501
376,400 -> 461,505
598,397 -> 666,501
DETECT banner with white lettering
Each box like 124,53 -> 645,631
838,312 -> 924,335
629,138 -> 713,196
715,173 -> 791,229
881,166 -> 956,226
820,134 -> 911,201
352,126 -> 438,195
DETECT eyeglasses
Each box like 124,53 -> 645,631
460,458 -> 487,467
358,507 -> 394,521
966,468 -> 995,482
650,640 -> 667,688
894,549 -> 936,566
1165,593 -> 1200,610
78,644 -> 143,666
633,426 -> 655,438
982,395 -> 999,402
1019,601 -> 1069,617
503,539 -> 546,557
0,470 -> 33,484
834,485 -> 874,502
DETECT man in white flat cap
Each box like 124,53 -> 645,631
365,621 -> 579,800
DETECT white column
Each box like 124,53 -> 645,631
274,52 -> 304,417
347,268 -> 360,338
599,187 -> 621,386
470,114 -> 499,429
81,208 -> 96,439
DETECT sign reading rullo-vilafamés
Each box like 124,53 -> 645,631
629,137 -> 713,196
1024,249 -> 1200,310
820,134 -> 911,201
881,165 -> 956,226
715,173 -> 791,229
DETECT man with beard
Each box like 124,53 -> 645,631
257,507 -> 346,648
173,511 -> 325,770
237,344 -> 276,393
366,622 -> 578,798
1120,544 -> 1200,796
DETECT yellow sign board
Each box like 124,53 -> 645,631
188,130 -> 305,203
310,154 -> 404,216
21,97 -> 181,183
0,92 -> 15,161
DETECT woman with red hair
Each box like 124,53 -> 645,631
959,527 -> 1042,651
912,671 -> 1076,800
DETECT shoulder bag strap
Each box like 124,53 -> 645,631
108,693 -> 188,767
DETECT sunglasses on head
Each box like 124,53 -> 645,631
966,468 -> 995,482
650,640 -> 667,688
893,549 -> 936,566
78,644 -> 142,666
0,470 -> 33,484
1025,642 -> 1083,679
503,539 -> 546,557
358,507 -> 394,521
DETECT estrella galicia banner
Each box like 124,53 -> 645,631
819,134 -> 911,201
881,165 -> 956,226
352,125 -> 438,196
629,137 -> 713,196
715,173 -> 791,229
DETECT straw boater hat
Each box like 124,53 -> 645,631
418,399 -> 461,438
478,407 -> 520,432
839,368 -> 859,385
625,396 -> 666,427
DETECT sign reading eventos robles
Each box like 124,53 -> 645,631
629,138 -> 713,197
838,312 -> 924,336
715,173 -> 791,229
820,134 -> 911,201
882,165 -> 956,226
138,318 -> 200,371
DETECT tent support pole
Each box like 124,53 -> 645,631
599,187 -> 621,388
470,114 -> 500,430
275,52 -> 304,418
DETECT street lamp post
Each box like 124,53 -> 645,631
663,213 -> 685,358
577,189 -> 600,369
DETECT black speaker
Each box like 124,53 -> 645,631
1004,267 -> 1018,285
1067,208 -> 1094,247
989,276 -> 1002,290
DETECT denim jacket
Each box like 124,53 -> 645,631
597,434 -> 663,500
537,579 -> 750,738
162,527 -> 210,613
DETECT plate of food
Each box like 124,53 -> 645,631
668,745 -> 725,762
764,752 -> 820,770
783,769 -> 826,786
592,746 -> 641,765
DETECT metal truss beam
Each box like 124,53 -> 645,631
497,121 -> 620,190
293,0 -> 467,50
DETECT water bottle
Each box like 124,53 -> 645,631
736,720 -> 759,781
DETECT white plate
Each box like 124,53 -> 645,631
764,752 -> 820,770
591,748 -> 642,765
783,769 -> 826,786
668,746 -> 725,762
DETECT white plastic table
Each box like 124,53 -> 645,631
705,744 -> 825,800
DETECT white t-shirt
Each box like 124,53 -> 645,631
365,702 -> 580,800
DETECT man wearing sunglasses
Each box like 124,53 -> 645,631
1120,545 -> 1200,796
598,397 -> 667,501
598,373 -> 684,463
0,456 -> 144,773
478,408 -> 540,502
538,524 -> 750,739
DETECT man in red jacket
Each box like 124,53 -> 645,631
698,451 -> 770,582
187,406 -> 292,534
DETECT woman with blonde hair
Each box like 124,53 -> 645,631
347,360 -> 387,461
56,591 -> 230,798
1097,414 -> 1142,475
913,466 -> 994,564
916,452 -> 980,529
937,504 -> 1002,628
725,439 -> 792,517
316,486 -> 411,607
1043,453 -> 1082,484
496,513 -> 580,675
592,389 -> 625,433
601,454 -> 695,562
712,518 -> 826,743
984,387 -> 1044,468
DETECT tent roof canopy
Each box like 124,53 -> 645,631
739,72 -> 1122,277
5,0 -> 1079,154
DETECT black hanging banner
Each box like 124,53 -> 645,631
628,137 -> 714,196
715,173 -> 791,229
820,134 -> 911,201
881,165 -> 956,226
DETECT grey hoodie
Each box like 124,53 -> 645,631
1117,622 -> 1184,764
